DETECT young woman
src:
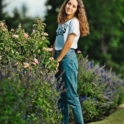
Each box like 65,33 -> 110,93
52,0 -> 89,123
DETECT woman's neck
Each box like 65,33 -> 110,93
66,15 -> 75,21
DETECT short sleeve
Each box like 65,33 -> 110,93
68,18 -> 80,36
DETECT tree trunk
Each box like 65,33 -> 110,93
0,0 -> 3,20
101,34 -> 108,55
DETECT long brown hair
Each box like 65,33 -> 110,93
57,0 -> 89,36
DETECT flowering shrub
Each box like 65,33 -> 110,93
0,19 -> 61,124
0,19 -> 51,64
77,54 -> 124,122
0,19 -> 124,123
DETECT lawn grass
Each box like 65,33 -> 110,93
88,104 -> 124,124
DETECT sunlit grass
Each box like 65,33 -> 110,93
89,104 -> 124,124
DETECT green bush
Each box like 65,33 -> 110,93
0,19 -> 62,124
82,99 -> 100,122
0,64 -> 62,124
77,54 -> 124,122
0,79 -> 26,124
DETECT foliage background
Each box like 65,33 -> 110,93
0,0 -> 124,123
1,0 -> 124,75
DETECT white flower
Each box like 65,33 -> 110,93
42,23 -> 46,26
32,30 -> 36,33
48,48 -> 53,51
12,34 -> 19,38
2,28 -> 7,31
33,24 -> 36,26
11,29 -> 15,32
43,47 -> 53,52
49,57 -> 54,61
18,23 -> 21,28
43,47 -> 48,51
41,32 -> 48,36
41,37 -> 46,40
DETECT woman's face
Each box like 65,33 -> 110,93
65,0 -> 78,17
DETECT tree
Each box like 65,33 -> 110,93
80,0 -> 124,74
0,2 -> 36,34
22,4 -> 28,18
0,0 -> 2,20
44,0 -> 63,46
0,0 -> 8,20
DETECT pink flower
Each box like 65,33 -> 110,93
24,33 -> 29,39
0,22 -> 4,27
23,62 -> 30,68
33,58 -> 39,65
77,50 -> 82,54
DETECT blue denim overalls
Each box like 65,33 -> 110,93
54,49 -> 84,124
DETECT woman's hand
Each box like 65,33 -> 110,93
56,60 -> 60,73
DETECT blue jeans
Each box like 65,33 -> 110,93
54,49 -> 84,124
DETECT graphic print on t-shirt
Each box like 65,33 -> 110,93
55,23 -> 70,50
56,24 -> 68,36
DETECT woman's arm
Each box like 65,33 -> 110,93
57,33 -> 75,62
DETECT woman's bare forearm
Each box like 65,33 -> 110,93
57,34 -> 75,62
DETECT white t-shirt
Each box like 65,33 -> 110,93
55,17 -> 80,51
